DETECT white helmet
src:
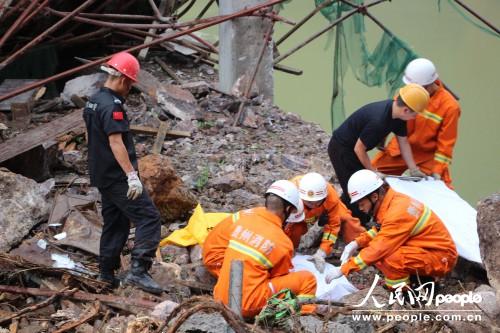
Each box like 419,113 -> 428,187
266,180 -> 301,211
298,172 -> 328,201
402,58 -> 438,86
347,170 -> 384,204
286,199 -> 305,223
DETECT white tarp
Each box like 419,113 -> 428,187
386,178 -> 481,263
292,255 -> 358,301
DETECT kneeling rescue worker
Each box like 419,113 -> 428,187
83,52 -> 163,294
325,169 -> 457,289
213,180 -> 317,318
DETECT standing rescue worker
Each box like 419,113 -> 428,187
328,84 -> 430,224
213,180 -> 317,318
286,173 -> 365,273
325,170 -> 457,289
203,200 -> 305,278
83,52 -> 163,294
372,58 -> 461,187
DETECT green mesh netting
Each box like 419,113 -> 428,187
314,0 -> 418,129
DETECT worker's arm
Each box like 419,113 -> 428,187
354,227 -> 378,248
396,135 -> 418,170
354,139 -> 375,170
433,105 -> 460,175
109,133 -> 135,175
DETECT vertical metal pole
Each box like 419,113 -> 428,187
227,259 -> 243,333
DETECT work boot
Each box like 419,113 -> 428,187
98,271 -> 120,290
122,259 -> 163,295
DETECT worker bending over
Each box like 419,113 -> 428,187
373,58 -> 461,187
328,84 -> 430,224
213,180 -> 317,318
325,170 -> 457,289
203,199 -> 304,278
286,173 -> 365,273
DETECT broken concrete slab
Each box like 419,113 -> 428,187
138,154 -> 197,222
0,169 -> 53,252
60,73 -> 106,106
55,209 -> 102,256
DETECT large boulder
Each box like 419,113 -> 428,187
0,168 -> 53,252
138,154 -> 197,222
477,193 -> 500,293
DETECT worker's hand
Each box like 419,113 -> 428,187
340,241 -> 359,265
431,173 -> 441,180
325,266 -> 343,284
409,168 -> 426,178
309,249 -> 326,273
126,171 -> 143,200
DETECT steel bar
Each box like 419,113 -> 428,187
0,0 -> 97,71
19,0 -> 49,27
454,0 -> 499,35
196,0 -> 216,20
0,0 -> 40,50
0,0 -> 28,23
276,0 -> 334,46
233,20 -> 274,126
273,0 -> 387,64
0,0 -> 287,103
59,28 -> 112,47
78,12 -> 156,21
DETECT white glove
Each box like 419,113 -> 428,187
126,171 -> 143,200
325,266 -> 343,284
340,240 -> 359,265
409,168 -> 426,178
310,249 -> 326,273
431,173 -> 441,180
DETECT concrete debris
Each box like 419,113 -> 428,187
0,168 -> 53,252
149,300 -> 179,321
60,73 -> 106,106
208,170 -> 245,192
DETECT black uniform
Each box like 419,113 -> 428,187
328,99 -> 407,224
83,87 -> 160,273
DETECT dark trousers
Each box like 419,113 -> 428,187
98,181 -> 161,272
328,136 -> 371,226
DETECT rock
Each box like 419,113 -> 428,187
299,316 -> 355,333
341,286 -> 390,308
126,316 -> 160,332
281,154 -> 310,171
241,106 -> 261,128
0,169 -> 53,252
60,73 -> 106,105
149,300 -> 179,321
138,154 -> 197,222
474,284 -> 500,319
209,171 -> 245,192
298,223 -> 323,252
334,314 -> 375,333
477,193 -> 500,295
192,265 -> 217,286
437,298 -> 486,332
189,244 -> 203,263
228,188 -> 263,209
176,313 -> 227,333
181,81 -> 211,97
157,84 -> 199,121
160,245 -> 190,265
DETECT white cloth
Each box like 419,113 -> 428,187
386,178 -> 481,263
292,254 -> 358,301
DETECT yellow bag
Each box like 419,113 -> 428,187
159,204 -> 230,247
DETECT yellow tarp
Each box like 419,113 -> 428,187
159,204 -> 230,247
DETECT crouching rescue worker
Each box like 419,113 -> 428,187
83,52 -> 163,294
372,58 -> 461,188
325,170 -> 457,289
286,172 -> 365,273
213,180 -> 317,318
203,200 -> 305,278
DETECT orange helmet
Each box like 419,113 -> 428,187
106,52 -> 140,82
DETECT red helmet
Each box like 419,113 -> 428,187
106,52 -> 140,82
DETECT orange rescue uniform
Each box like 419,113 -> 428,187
341,188 -> 457,288
213,207 -> 317,318
372,81 -> 460,187
285,175 -> 365,254
203,210 -> 246,278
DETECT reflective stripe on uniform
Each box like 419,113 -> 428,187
434,152 -> 452,165
228,240 -> 273,269
353,254 -> 367,270
367,228 -> 378,239
421,110 -> 443,124
297,294 -> 315,300
305,216 -> 317,224
410,205 -> 431,236
385,276 -> 410,287
322,233 -> 337,243
268,282 -> 276,294
232,212 -> 240,223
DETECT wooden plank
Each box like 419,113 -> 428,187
130,124 -> 190,138
0,109 -> 84,164
151,121 -> 169,154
